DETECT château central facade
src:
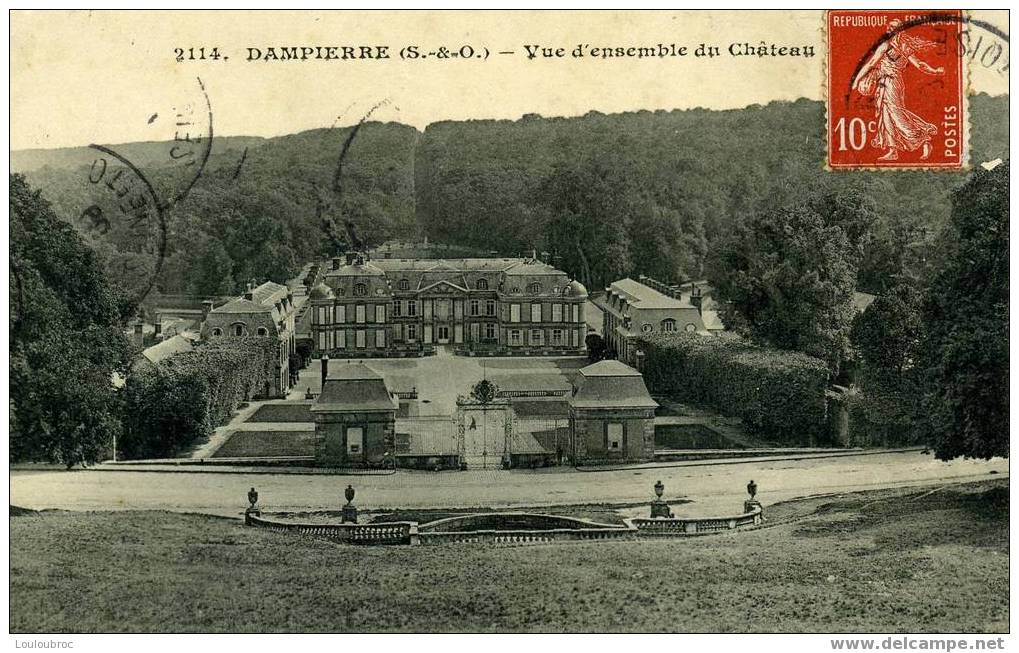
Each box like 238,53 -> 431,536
308,253 -> 588,357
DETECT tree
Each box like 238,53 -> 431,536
849,280 -> 925,447
919,161 -> 1008,460
10,174 -> 132,467
708,200 -> 857,372
852,281 -> 922,380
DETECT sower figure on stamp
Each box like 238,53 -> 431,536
852,19 -> 944,161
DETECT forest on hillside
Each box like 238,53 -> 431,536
16,94 -> 1008,303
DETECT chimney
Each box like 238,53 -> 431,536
320,354 -> 330,387
133,322 -> 143,335
244,290 -> 254,301
154,321 -> 162,336
333,257 -> 343,270
540,251 -> 551,264
202,299 -> 214,320
669,285 -> 681,299
690,286 -> 703,315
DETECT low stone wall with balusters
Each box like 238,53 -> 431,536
245,505 -> 763,546
625,505 -> 763,535
245,513 -> 417,545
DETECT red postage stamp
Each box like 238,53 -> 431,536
827,10 -> 965,169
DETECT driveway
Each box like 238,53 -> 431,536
10,451 -> 1008,518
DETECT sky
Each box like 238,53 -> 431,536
9,9 -> 1009,150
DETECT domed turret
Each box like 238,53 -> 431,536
563,279 -> 588,298
308,282 -> 334,301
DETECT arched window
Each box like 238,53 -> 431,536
398,278 -> 410,291
233,324 -> 245,337
527,282 -> 542,294
661,319 -> 677,333
256,327 -> 269,337
354,283 -> 368,296
476,278 -> 489,290
211,328 -> 222,336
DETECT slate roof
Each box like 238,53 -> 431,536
570,360 -> 659,410
139,334 -> 194,364
609,278 -> 690,310
311,362 -> 399,413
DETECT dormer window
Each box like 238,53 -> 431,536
354,283 -> 368,296
398,278 -> 410,290
233,324 -> 245,337
476,278 -> 489,290
661,319 -> 677,333
527,282 -> 542,294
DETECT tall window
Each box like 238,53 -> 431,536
509,329 -> 522,346
317,307 -> 331,325
484,323 -> 496,340
530,329 -> 544,346
531,303 -> 542,322
347,426 -> 363,455
551,329 -> 563,345
510,304 -> 521,322
476,278 -> 489,290
392,301 -> 402,317
375,305 -> 386,323
376,329 -> 386,348
355,305 -> 366,323
485,300 -> 496,316
233,324 -> 245,336
407,324 -> 418,341
335,330 -> 346,349
407,300 -> 417,317
572,304 -> 580,322
552,303 -> 563,322
356,330 -> 366,348
398,279 -> 410,290
662,319 -> 677,332
607,423 -> 624,451
334,305 -> 346,324
354,283 -> 368,296
469,299 -> 479,316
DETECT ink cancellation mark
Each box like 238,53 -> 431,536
82,76 -> 213,310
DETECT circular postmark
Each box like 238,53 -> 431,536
76,76 -> 213,314
844,12 -> 1008,103
316,98 -> 392,253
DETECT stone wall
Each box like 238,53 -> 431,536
314,412 -> 395,466
571,407 -> 655,464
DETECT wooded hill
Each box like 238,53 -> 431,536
14,94 -> 1008,299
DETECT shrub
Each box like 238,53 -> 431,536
636,333 -> 830,445
120,337 -> 278,459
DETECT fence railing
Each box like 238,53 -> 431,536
497,389 -> 569,398
246,505 -> 764,545
246,513 -> 416,545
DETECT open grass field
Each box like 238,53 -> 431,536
10,480 -> 1008,633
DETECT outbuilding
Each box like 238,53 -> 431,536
569,360 -> 658,464
311,361 -> 398,466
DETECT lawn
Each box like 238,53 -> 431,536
10,480 -> 1008,633
210,430 -> 316,458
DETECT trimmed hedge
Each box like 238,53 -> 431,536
121,337 -> 278,459
636,334 -> 830,445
